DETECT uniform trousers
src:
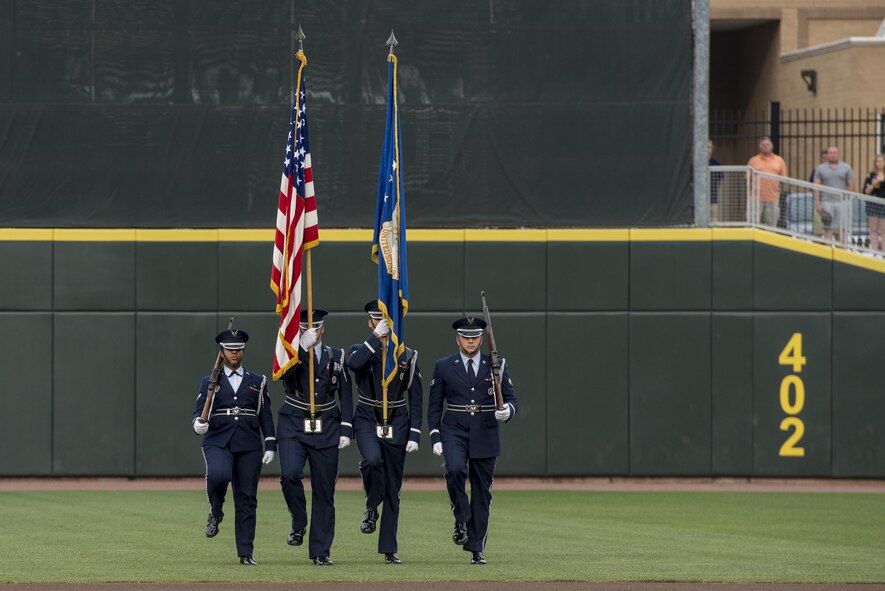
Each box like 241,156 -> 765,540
355,415 -> 407,554
442,430 -> 497,553
202,445 -> 262,557
278,438 -> 339,558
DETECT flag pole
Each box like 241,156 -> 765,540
381,331 -> 388,437
295,25 -> 317,430
306,250 -> 316,428
380,30 -> 398,439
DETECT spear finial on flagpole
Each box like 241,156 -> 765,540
386,29 -> 398,56
295,25 -> 306,53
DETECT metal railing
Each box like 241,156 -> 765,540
710,165 -> 885,256
710,105 -> 885,184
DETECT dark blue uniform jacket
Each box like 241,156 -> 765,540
192,369 -> 276,453
428,352 -> 517,458
277,344 -> 354,449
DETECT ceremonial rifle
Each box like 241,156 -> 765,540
197,317 -> 234,423
480,291 -> 505,411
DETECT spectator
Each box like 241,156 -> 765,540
862,154 -> 885,252
708,139 -> 722,222
813,146 -> 855,242
809,150 -> 827,236
747,136 -> 787,226
810,150 -> 827,183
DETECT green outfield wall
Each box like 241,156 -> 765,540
1,228 -> 884,478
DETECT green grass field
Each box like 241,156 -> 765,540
1,488 -> 883,584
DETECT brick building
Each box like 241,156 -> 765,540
710,1 -> 885,178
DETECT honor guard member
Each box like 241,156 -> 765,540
428,316 -> 518,565
277,309 -> 353,566
347,300 -> 423,564
192,327 -> 276,566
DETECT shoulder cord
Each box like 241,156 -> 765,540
257,374 -> 267,413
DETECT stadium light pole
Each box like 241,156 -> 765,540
693,0 -> 710,227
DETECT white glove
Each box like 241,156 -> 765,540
193,419 -> 209,435
405,441 -> 419,453
338,436 -> 351,450
495,404 -> 512,421
299,328 -> 318,351
432,442 -> 443,456
373,318 -> 389,337
262,451 -> 275,465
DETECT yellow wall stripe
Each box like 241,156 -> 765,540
137,229 -> 220,242
218,229 -> 274,242
464,229 -> 548,241
548,229 -> 629,241
711,228 -> 755,241
53,229 -> 136,241
631,228 -> 712,241
833,248 -> 885,273
752,229 -> 833,261
318,229 -> 372,242
1,227 -> 883,274
0,228 -> 53,240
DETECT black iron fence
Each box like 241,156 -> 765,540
711,103 -> 885,184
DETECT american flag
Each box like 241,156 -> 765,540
271,51 -> 319,380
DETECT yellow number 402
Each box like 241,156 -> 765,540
778,333 -> 806,373
778,333 -> 806,458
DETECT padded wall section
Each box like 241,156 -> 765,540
218,243 -> 276,312
54,242 -> 136,310
547,242 -> 629,311
53,313 -> 135,475
488,313 -> 547,476
546,313 -> 629,475
753,244 -> 831,311
0,242 -> 53,310
464,242 -> 546,312
711,313 -> 754,475
712,240 -> 753,311
0,313 -> 53,475
629,314 -> 712,475
831,313 -> 885,477
407,242 -> 466,312
135,313 -> 218,475
752,314 -> 831,476
832,260 -> 885,311
630,241 -> 712,310
136,243 -> 219,311
307,242 -> 377,314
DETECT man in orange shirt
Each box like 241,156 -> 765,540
747,136 -> 788,226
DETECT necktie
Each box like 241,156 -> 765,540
467,358 -> 476,382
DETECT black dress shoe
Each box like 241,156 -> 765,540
288,527 -> 305,546
205,514 -> 222,538
239,554 -> 257,566
470,551 -> 486,565
452,521 -> 468,545
384,553 -> 401,564
313,556 -> 333,566
360,508 -> 379,534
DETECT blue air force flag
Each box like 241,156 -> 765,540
371,54 -> 409,387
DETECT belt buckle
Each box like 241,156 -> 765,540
304,418 -> 323,433
232,407 -> 241,415
465,403 -> 480,414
